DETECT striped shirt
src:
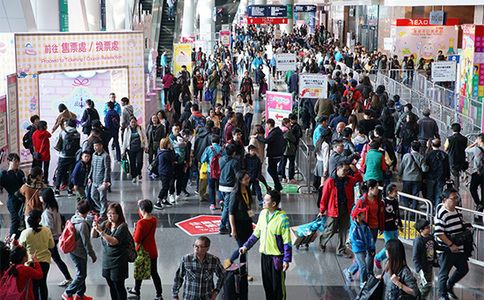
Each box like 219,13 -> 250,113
434,206 -> 464,252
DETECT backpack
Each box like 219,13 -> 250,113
209,145 -> 225,180
59,220 -> 77,254
0,268 -> 31,300
22,127 -> 36,150
190,115 -> 205,128
63,131 -> 81,157
111,114 -> 120,131
477,147 -> 484,175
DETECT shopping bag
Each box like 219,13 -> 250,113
204,89 -> 212,102
134,245 -> 151,280
356,274 -> 383,300
200,162 -> 208,179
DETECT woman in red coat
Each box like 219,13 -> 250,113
127,199 -> 162,299
348,179 -> 385,277
31,121 -> 51,185
5,246 -> 43,300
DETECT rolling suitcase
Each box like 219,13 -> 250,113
223,254 -> 248,300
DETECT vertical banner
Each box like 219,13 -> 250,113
174,43 -> 192,75
0,95 -> 8,169
299,74 -> 328,99
6,74 -> 19,156
266,92 -> 293,130
220,31 -> 231,47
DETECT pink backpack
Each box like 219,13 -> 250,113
0,268 -> 31,300
59,220 -> 77,254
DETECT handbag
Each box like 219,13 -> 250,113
204,89 -> 212,102
448,214 -> 474,258
121,155 -> 130,174
32,138 -> 45,160
134,221 -> 155,280
356,274 -> 383,300
126,226 -> 137,263
199,162 -> 208,180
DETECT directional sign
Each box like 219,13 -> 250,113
176,215 -> 255,236
299,74 -> 328,99
294,5 -> 317,13
266,91 -> 292,130
247,17 -> 288,25
247,5 -> 287,18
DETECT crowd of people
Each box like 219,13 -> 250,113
0,22 -> 479,300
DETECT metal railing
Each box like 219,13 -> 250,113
295,139 -> 315,194
397,191 -> 434,241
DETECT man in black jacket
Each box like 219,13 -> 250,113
289,114 -> 303,146
255,119 -> 284,191
444,123 -> 468,189
425,139 -> 450,209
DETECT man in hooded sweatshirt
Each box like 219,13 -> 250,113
54,118 -> 80,195
104,101 -> 121,162
62,200 -> 97,300
255,118 -> 285,191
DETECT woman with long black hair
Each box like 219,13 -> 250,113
18,208 -> 55,300
379,239 -> 420,299
39,188 -> 72,287
5,246 -> 43,300
226,171 -> 254,270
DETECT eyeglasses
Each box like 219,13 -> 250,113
447,196 -> 459,201
193,244 -> 207,249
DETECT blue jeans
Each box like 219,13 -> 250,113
207,175 -> 224,206
353,251 -> 369,284
426,180 -> 445,212
349,228 -> 378,276
401,181 -> 421,209
209,88 -> 217,107
375,230 -> 399,262
250,178 -> 263,202
108,134 -> 121,161
219,191 -> 231,231
168,6 -> 174,19
65,254 -> 87,297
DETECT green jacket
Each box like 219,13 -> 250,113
363,149 -> 386,182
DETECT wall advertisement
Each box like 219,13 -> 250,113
174,43 -> 192,75
6,74 -> 19,156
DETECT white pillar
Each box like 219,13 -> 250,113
199,0 -> 214,53
31,0 -> 60,31
475,6 -> 484,25
181,0 -> 194,37
281,0 -> 293,34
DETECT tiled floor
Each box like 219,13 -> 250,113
1,79 -> 484,300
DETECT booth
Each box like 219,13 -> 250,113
0,31 -> 145,162
390,19 -> 459,61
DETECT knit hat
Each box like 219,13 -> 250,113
351,206 -> 368,222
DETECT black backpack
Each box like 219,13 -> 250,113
63,131 -> 81,157
22,127 -> 36,150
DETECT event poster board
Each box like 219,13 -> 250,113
14,32 -> 145,162
6,74 -> 19,156
299,74 -> 328,99
276,53 -> 296,71
220,31 -> 231,47
266,92 -> 292,130
174,43 -> 192,75
431,61 -> 457,82
0,95 -> 7,169
390,19 -> 459,61
0,33 -> 16,97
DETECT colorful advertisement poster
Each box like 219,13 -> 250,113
14,32 -> 145,162
276,53 -> 296,71
219,31 -> 231,47
391,19 -> 459,61
0,95 -> 8,169
6,74 -> 19,156
299,74 -> 328,99
266,92 -> 293,129
174,43 -> 192,75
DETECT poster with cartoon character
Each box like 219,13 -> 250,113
391,19 -> 459,61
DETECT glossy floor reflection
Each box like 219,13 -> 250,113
2,159 -> 484,299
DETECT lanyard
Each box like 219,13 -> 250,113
242,192 -> 250,209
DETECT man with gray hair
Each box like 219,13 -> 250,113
417,108 -> 440,154
172,236 -> 226,300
